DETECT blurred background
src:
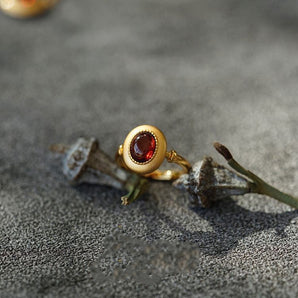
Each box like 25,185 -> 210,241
1,0 -> 298,158
0,0 -> 297,297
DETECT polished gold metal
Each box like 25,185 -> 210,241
0,0 -> 59,18
116,125 -> 191,181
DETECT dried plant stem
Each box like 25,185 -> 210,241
214,142 -> 298,209
122,174 -> 149,206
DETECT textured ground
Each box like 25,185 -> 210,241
0,0 -> 298,297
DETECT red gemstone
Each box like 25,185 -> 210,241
130,132 -> 156,163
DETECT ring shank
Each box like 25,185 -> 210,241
144,169 -> 185,180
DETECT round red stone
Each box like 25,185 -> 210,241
130,132 -> 156,163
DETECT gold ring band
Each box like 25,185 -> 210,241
116,125 -> 191,181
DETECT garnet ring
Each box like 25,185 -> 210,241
116,125 -> 191,180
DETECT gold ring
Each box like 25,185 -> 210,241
116,125 -> 191,180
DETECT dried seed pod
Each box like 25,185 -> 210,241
175,142 -> 298,210
51,137 -> 128,190
173,156 -> 255,207
213,142 -> 298,209
51,137 -> 149,205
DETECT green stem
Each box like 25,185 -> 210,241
228,159 -> 261,183
228,159 -> 298,209
258,181 -> 298,209
121,174 -> 149,205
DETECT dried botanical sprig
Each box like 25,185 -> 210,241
213,142 -> 298,209
174,143 -> 298,209
50,137 -> 148,205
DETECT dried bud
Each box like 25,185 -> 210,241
213,142 -> 233,161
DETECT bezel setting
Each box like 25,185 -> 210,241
122,125 -> 167,174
